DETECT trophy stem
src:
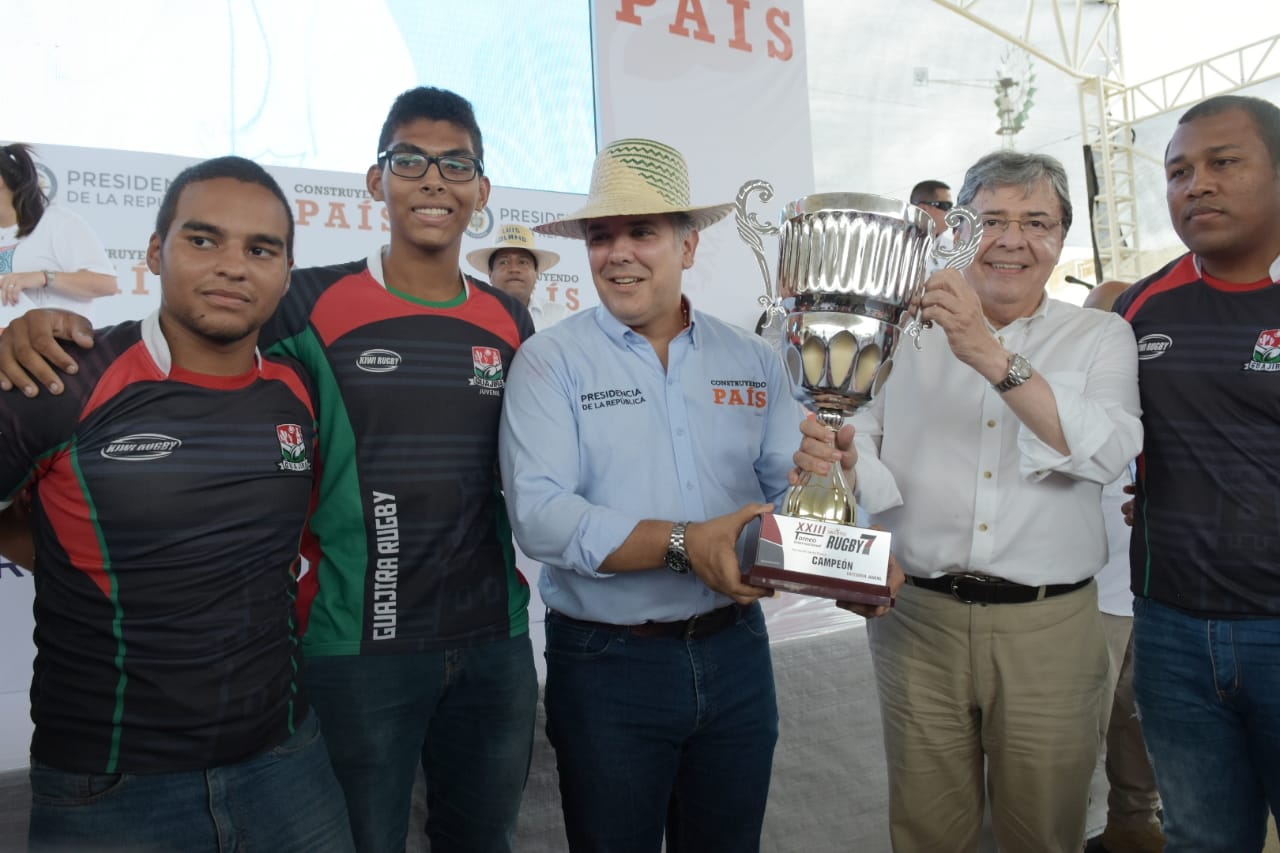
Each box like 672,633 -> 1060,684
784,410 -> 855,524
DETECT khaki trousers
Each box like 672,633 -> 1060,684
866,580 -> 1108,853
1099,613 -> 1162,831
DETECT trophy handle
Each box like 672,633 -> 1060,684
930,206 -> 983,270
910,208 -> 984,349
735,180 -> 783,322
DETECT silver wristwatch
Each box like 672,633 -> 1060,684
664,521 -> 692,574
993,353 -> 1033,393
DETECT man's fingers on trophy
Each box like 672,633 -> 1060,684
1121,498 -> 1136,527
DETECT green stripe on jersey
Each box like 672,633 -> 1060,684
69,443 -> 127,773
492,481 -> 529,638
268,328 -> 369,654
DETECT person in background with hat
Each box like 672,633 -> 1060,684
468,223 -> 567,330
498,138 -> 799,853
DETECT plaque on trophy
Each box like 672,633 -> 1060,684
737,186 -> 981,605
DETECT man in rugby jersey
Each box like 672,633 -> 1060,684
1114,94 -> 1280,851
0,156 -> 353,852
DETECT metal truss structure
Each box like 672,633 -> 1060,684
930,0 -> 1280,281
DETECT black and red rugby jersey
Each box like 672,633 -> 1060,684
1115,253 -> 1280,618
0,314 -> 318,773
259,256 -> 534,656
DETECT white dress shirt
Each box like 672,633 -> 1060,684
529,298 -> 569,330
1096,470 -> 1136,616
852,296 -> 1142,586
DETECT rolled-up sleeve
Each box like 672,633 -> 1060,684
498,338 -> 637,578
1017,312 -> 1142,484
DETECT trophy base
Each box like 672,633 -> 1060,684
743,514 -> 894,607
746,567 -> 893,607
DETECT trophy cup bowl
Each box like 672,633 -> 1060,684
737,188 -> 981,604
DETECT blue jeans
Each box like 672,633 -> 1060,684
304,633 -> 538,853
1132,598 -> 1280,851
544,603 -> 779,853
28,711 -> 353,852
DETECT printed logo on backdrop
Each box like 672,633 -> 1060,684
0,558 -> 28,578
468,346 -> 504,395
467,207 -> 494,240
1244,329 -> 1280,373
614,0 -> 795,62
35,163 -> 58,201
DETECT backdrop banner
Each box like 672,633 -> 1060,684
589,0 -> 815,331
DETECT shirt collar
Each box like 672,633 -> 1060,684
367,246 -> 472,298
984,290 -> 1049,333
1190,252 -> 1280,284
593,296 -> 699,348
141,310 -> 263,376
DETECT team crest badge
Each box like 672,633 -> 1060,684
276,424 -> 312,472
1244,329 -> 1280,372
468,346 -> 505,394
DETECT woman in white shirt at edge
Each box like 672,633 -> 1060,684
0,143 -> 117,321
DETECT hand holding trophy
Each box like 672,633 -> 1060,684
738,187 -> 981,605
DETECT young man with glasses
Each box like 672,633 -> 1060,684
0,87 -> 538,853
797,150 -> 1142,851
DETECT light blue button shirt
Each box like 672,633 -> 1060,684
499,303 -> 799,623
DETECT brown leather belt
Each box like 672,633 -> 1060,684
552,604 -> 742,640
906,573 -> 1091,605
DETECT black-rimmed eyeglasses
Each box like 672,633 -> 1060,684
920,200 -> 954,211
378,150 -> 484,182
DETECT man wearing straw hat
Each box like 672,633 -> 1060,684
499,138 -> 799,852
467,223 -> 568,329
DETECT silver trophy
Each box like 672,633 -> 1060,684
737,184 -> 981,600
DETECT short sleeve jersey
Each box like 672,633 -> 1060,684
1115,253 -> 1280,618
0,314 -> 318,773
260,255 -> 534,656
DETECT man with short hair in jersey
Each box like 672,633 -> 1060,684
0,156 -> 354,852
0,87 -> 538,853
1113,94 -> 1280,851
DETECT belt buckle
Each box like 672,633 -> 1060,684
684,610 -> 711,640
949,573 -> 990,604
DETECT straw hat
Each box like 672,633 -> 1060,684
534,138 -> 734,239
466,224 -> 561,273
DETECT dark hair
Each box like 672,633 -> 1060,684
377,87 -> 485,165
155,156 -> 294,259
1177,95 -> 1280,171
957,150 -> 1073,234
909,180 -> 950,205
0,143 -> 49,238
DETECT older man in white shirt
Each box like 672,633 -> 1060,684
798,150 -> 1142,852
